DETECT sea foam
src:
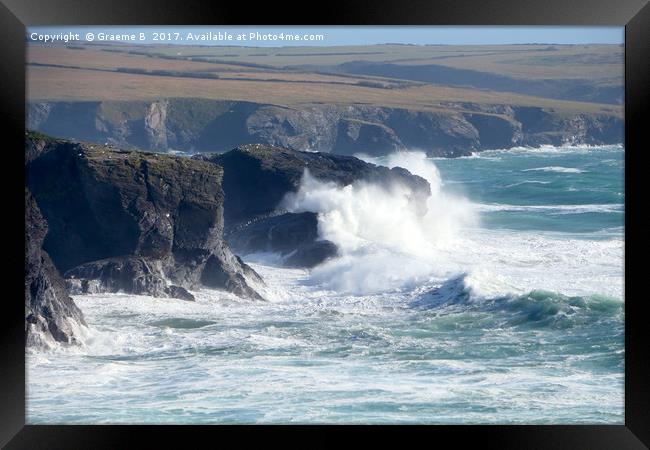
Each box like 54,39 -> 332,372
281,151 -> 477,294
281,151 -> 623,301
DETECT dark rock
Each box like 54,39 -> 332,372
197,144 -> 431,231
227,212 -> 337,268
25,189 -> 86,346
284,240 -> 338,268
200,244 -> 264,300
26,133 -> 264,300
228,212 -> 319,254
166,285 -> 195,302
65,257 -> 196,301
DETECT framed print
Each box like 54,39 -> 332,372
1,0 -> 648,447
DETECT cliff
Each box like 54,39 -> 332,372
196,143 -> 431,267
26,133 -> 264,303
25,131 -> 437,346
25,130 -> 434,346
27,99 -> 623,157
25,188 -> 86,346
198,143 -> 431,228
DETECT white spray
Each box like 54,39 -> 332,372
281,151 -> 478,294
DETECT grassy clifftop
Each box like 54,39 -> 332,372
27,43 -> 622,114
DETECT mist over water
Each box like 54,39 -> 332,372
27,144 -> 625,424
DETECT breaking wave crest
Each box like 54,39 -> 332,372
27,147 -> 625,425
281,151 -> 623,305
281,151 -> 478,294
523,166 -> 584,174
411,273 -> 623,330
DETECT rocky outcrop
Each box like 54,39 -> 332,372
26,133 -> 264,301
465,113 -> 521,151
65,257 -> 195,301
384,109 -> 482,157
226,212 -> 338,268
25,189 -> 86,346
199,246 -> 262,297
284,240 -> 339,268
511,107 -> 623,146
228,212 -> 319,254
197,143 -> 431,231
27,99 -> 623,157
196,144 -> 429,267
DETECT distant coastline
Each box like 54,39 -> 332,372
27,99 -> 623,158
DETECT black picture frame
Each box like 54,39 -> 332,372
1,0 -> 648,447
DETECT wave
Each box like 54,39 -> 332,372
411,274 -> 623,330
281,151 -> 478,294
474,203 -> 623,214
502,180 -> 551,188
477,143 -> 624,155
148,318 -> 217,329
26,148 -> 625,425
522,166 -> 584,174
280,151 -> 623,301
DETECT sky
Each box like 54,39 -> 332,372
27,26 -> 624,47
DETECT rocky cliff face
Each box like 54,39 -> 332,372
24,133 -> 433,346
27,99 -> 623,157
25,188 -> 86,347
26,134 -> 264,301
144,100 -> 170,150
196,144 -> 431,267
198,143 -> 431,229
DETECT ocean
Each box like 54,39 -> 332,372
26,144 -> 625,424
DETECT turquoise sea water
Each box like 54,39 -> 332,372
27,145 -> 624,424
433,145 -> 624,234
